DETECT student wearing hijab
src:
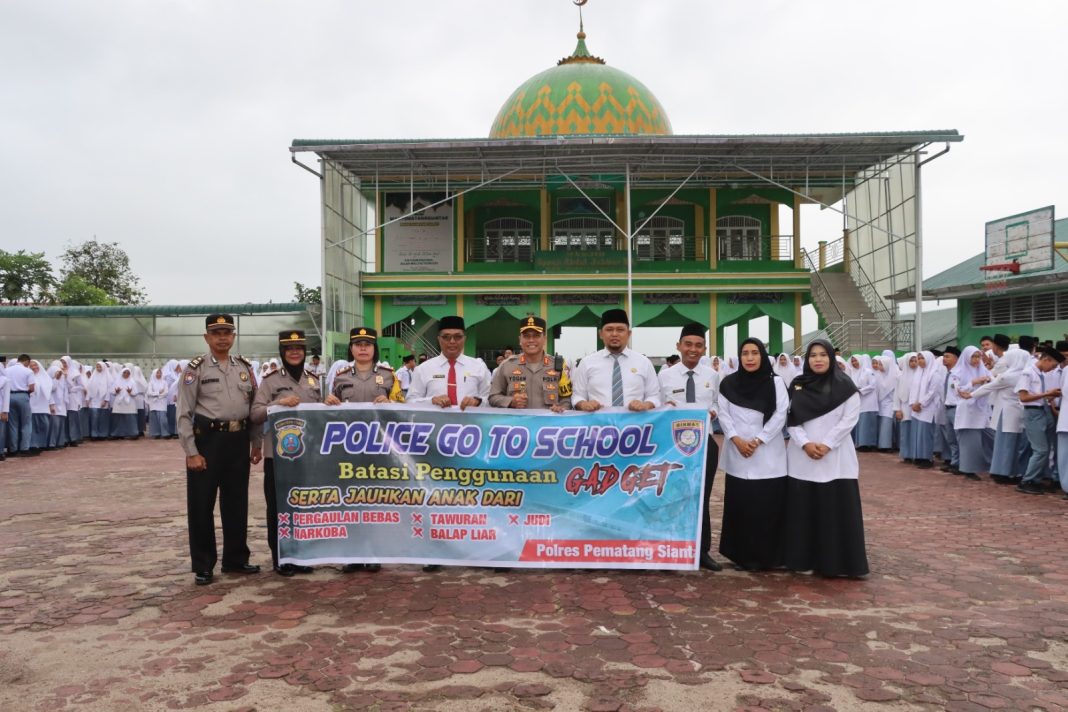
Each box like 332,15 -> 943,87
716,338 -> 790,572
908,351 -> 941,468
848,355 -> 879,451
871,355 -> 897,452
966,348 -> 1030,484
0,359 -> 8,460
163,359 -> 181,437
1054,341 -> 1068,500
773,353 -> 798,384
47,361 -> 68,450
86,362 -> 110,440
109,365 -> 141,439
28,360 -> 53,453
894,353 -> 919,462
251,330 -> 334,576
146,367 -> 171,438
132,365 -> 149,437
950,346 -> 992,481
783,338 -> 867,578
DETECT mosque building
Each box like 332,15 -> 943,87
291,23 -> 961,363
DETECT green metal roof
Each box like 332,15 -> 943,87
905,217 -> 1068,300
0,303 -> 311,318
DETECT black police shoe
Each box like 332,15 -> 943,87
699,553 -> 723,572
194,571 -> 213,585
341,564 -> 364,573
221,563 -> 261,574
422,565 -> 441,572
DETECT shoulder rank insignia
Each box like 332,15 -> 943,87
512,368 -> 523,376
188,356 -> 204,370
236,355 -> 252,367
336,366 -> 352,376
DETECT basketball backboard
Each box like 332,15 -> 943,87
985,205 -> 1055,275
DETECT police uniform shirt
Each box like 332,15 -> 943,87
488,353 -> 572,409
177,354 -> 259,457
406,353 -> 491,404
250,367 -> 322,459
571,348 -> 661,408
658,361 -> 719,414
6,363 -> 36,392
332,365 -> 395,403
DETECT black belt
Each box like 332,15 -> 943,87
194,414 -> 249,432
11,390 -> 28,394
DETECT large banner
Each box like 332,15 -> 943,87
382,191 -> 454,272
269,405 -> 709,570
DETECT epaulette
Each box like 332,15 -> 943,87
235,355 -> 253,368
304,369 -> 320,380
188,356 -> 204,370
377,362 -> 394,372
376,366 -> 393,376
335,366 -> 353,376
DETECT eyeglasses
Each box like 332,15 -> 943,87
439,333 -> 464,342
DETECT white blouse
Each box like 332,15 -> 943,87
717,377 -> 789,480
786,393 -> 861,483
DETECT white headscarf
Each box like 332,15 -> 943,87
873,354 -> 897,401
147,367 -> 169,399
162,359 -> 180,385
952,345 -> 990,404
29,359 -> 54,406
895,352 -> 918,409
326,359 -> 350,395
907,350 -> 937,406
87,362 -> 110,402
772,352 -> 798,384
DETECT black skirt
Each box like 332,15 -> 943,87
782,477 -> 869,578
718,474 -> 787,571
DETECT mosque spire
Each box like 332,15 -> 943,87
559,0 -> 605,66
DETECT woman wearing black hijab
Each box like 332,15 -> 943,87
716,337 -> 790,571
783,339 -> 869,578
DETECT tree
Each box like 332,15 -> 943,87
293,282 -> 322,304
55,274 -> 118,306
59,239 -> 147,304
0,249 -> 55,304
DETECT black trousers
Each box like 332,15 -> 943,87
186,428 -> 251,572
263,458 -> 279,567
700,436 -> 720,555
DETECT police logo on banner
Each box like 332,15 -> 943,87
672,419 -> 704,456
274,417 -> 307,460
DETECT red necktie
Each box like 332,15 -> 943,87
447,360 -> 458,406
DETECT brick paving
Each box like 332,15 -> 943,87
1,439 -> 1067,710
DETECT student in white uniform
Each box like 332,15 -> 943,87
146,367 -> 171,439
1014,346 -> 1064,495
939,347 -> 962,474
658,322 -> 722,571
47,361 -> 68,449
871,355 -> 897,452
406,316 -> 491,410
951,346 -> 993,481
908,351 -> 941,468
28,360 -> 53,453
6,355 -> 37,456
0,359 -> 8,460
109,366 -> 141,439
967,348 -> 1030,485
894,353 -> 918,462
783,338 -> 868,578
1054,341 -> 1068,500
849,355 -> 879,451
716,337 -> 789,572
571,309 -> 659,413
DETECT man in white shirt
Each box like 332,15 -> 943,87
571,309 -> 659,412
658,322 -> 722,571
940,347 -> 961,474
6,354 -> 37,457
1054,340 -> 1068,500
0,358 -> 8,461
406,316 -> 491,410
1015,346 -> 1063,494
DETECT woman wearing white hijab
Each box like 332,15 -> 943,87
59,356 -> 83,446
871,355 -> 898,452
952,345 -> 993,481
79,364 -> 93,436
965,348 -> 1030,484
47,361 -> 69,449
28,360 -> 54,453
908,351 -> 941,468
894,353 -> 919,462
772,353 -> 798,384
109,365 -> 141,439
132,365 -> 149,437
163,359 -> 181,437
848,355 -> 879,451
146,367 -> 170,438
86,362 -> 110,439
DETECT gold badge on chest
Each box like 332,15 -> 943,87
375,375 -> 384,385
308,377 -> 316,386
239,371 -> 249,382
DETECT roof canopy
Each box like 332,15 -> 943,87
291,132 -> 963,193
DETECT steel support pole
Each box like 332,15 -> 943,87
913,154 -> 923,352
625,163 -> 633,329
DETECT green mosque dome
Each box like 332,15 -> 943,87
489,31 -> 673,138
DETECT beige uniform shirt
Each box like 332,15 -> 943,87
332,366 -> 395,403
250,367 -> 322,460
488,353 -> 572,410
177,354 -> 259,457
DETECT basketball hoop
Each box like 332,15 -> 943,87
980,261 -> 1020,295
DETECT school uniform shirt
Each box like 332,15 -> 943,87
909,353 -> 942,424
971,350 -> 1030,433
146,374 -> 170,412
0,364 -> 9,415
397,366 -> 413,392
894,355 -> 917,422
1015,363 -> 1052,411
29,363 -> 52,415
657,362 -> 719,415
717,376 -> 789,479
850,357 -> 879,414
571,348 -> 661,408
49,369 -> 68,413
110,374 -> 140,415
787,393 -> 862,483
6,362 -> 36,394
1058,366 -> 1068,433
406,354 -> 491,405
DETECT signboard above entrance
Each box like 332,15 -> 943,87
384,192 -> 454,273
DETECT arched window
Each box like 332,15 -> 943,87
717,216 -> 762,261
635,216 -> 685,261
552,217 -> 615,251
482,217 -> 534,262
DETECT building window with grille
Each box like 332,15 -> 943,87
552,217 -> 615,251
635,216 -> 686,261
717,216 -> 762,261
481,218 -> 533,262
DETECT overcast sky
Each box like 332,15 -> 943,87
3,0 -> 1066,350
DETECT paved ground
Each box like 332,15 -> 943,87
2,439 -> 1068,712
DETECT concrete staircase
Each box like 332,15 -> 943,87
809,271 -> 895,354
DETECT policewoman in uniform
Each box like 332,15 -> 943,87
332,326 -> 401,573
489,316 -> 571,412
250,330 -> 338,576
658,322 -> 723,571
177,314 -> 262,585
332,327 -> 403,406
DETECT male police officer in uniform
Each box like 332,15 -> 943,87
251,329 -> 335,576
489,316 -> 571,412
178,314 -> 262,585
